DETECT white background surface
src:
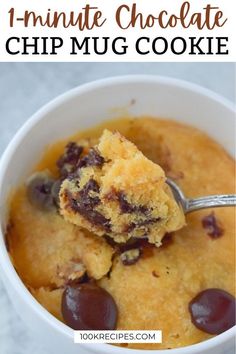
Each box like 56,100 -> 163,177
0,62 -> 235,354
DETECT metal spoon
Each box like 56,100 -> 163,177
166,178 -> 236,214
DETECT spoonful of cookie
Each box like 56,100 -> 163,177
58,129 -> 235,247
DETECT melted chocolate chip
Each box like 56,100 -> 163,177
70,197 -> 111,232
202,212 -> 224,238
61,283 -> 118,330
189,288 -> 236,334
118,192 -> 148,214
67,179 -> 111,232
77,148 -> 105,169
120,238 -> 140,253
118,192 -> 138,213
105,236 -> 153,256
78,179 -> 101,208
78,272 -> 90,284
104,235 -> 119,249
106,189 -> 149,216
27,173 -> 55,210
161,233 -> 174,248
83,179 -> 100,193
125,217 -> 161,234
57,142 -> 83,178
83,208 -> 111,231
120,248 -> 141,266
152,270 -> 160,278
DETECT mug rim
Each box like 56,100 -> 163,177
0,74 -> 235,354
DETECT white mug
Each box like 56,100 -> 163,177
0,76 -> 235,354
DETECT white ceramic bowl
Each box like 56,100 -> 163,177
0,76 -> 235,354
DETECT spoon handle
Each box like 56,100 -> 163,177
185,194 -> 236,213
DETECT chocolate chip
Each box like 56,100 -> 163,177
189,288 -> 236,334
77,148 -> 105,169
118,192 -> 148,214
106,189 -> 149,216
65,271 -> 91,286
139,217 -> 161,226
67,179 -> 111,232
81,208 -> 111,231
70,197 -> 111,232
119,237 -> 154,254
61,283 -> 118,330
82,178 -> 100,196
118,192 -> 138,213
161,233 -> 173,248
57,142 -> 83,178
104,235 -> 119,249
77,179 -> 101,209
152,270 -> 160,278
105,236 -> 151,261
125,217 -> 161,234
27,173 -> 55,210
202,212 -> 224,238
120,248 -> 141,266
